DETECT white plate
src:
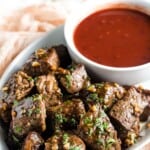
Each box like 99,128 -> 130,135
0,25 -> 150,150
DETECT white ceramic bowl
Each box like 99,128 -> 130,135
64,0 -> 150,85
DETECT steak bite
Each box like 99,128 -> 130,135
0,71 -> 34,122
11,94 -> 46,138
50,99 -> 86,130
140,106 -> 150,121
60,64 -> 89,94
77,104 -> 121,150
137,88 -> 150,121
36,73 -> 62,112
52,45 -> 72,68
12,71 -> 34,100
5,71 -> 34,102
80,82 -> 126,111
0,90 -> 10,122
22,132 -> 44,150
22,48 -> 60,77
109,87 -> 149,147
45,131 -> 86,150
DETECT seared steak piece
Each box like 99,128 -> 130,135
5,71 -> 34,102
0,71 -> 34,122
22,132 -> 44,150
11,94 -> 46,138
45,131 -> 86,150
0,90 -> 11,123
140,106 -> 150,121
50,99 -> 86,130
77,104 -> 121,150
52,45 -> 72,68
60,64 -> 89,94
11,71 -> 34,100
109,87 -> 149,147
80,82 -> 126,111
36,73 -> 62,113
138,88 -> 150,121
22,48 -> 60,77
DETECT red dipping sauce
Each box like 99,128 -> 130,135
74,8 -> 150,67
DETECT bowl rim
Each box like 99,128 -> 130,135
64,0 -> 150,72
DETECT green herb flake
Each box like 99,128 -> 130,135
100,111 -> 106,118
14,126 -> 22,134
27,77 -> 33,82
95,118 -> 102,126
84,117 -> 93,125
106,138 -> 116,148
64,100 -> 72,105
69,146 -> 81,150
28,109 -> 33,116
65,74 -> 72,88
13,100 -> 19,106
96,139 -> 105,146
34,108 -> 41,114
103,105 -> 109,111
95,118 -> 109,133
95,83 -> 104,88
55,114 -> 67,124
32,95 -> 40,101
87,93 -> 103,103
63,133 -> 69,144
99,97 -> 104,103
34,77 -> 39,82
88,128 -> 93,136
103,122 -> 109,130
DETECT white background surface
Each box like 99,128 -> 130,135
0,0 -> 84,16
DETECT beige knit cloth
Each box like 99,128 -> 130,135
0,3 -> 67,77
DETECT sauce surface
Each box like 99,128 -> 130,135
74,9 -> 150,67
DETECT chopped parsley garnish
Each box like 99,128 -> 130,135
69,146 -> 81,150
100,111 -> 106,117
107,138 -> 116,144
106,138 -> 116,148
88,128 -> 93,136
13,100 -> 19,106
95,118 -> 102,126
34,108 -> 41,114
103,122 -> 109,130
103,105 -> 109,111
32,95 -> 40,101
28,109 -> 33,116
83,116 -> 93,125
87,93 -> 103,103
65,74 -> 72,88
95,83 -> 104,88
63,133 -> 69,144
14,126 -> 22,134
34,77 -> 39,82
64,100 -> 72,105
130,133 -> 137,143
96,139 -> 105,146
55,114 -> 67,124
27,77 -> 33,82
95,118 -> 109,133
